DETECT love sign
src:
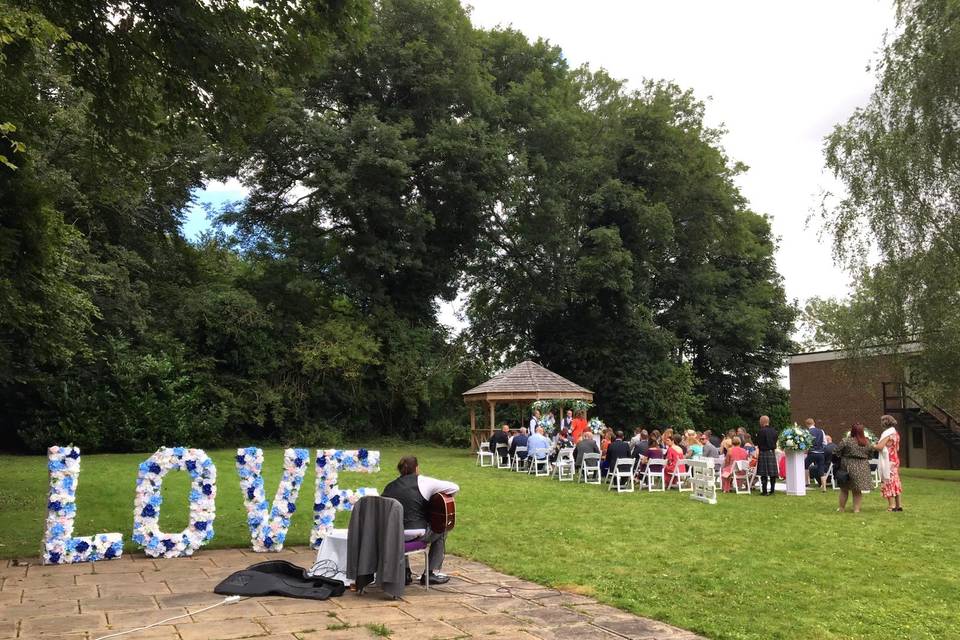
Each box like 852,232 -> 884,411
42,445 -> 379,564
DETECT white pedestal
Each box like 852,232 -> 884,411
785,450 -> 807,496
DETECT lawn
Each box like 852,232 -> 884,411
1,445 -> 958,640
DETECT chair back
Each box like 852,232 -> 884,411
515,446 -> 527,456
614,458 -> 634,474
558,447 -> 574,461
479,442 -> 490,451
582,452 -> 600,466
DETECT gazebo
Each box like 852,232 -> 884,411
463,360 -> 594,451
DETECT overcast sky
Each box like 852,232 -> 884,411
186,0 -> 896,332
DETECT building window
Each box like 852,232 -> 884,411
912,426 -> 924,450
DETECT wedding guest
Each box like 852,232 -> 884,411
706,429 -> 722,449
721,436 -> 749,492
638,439 -> 664,477
701,432 -> 721,460
629,427 -> 644,450
664,434 -> 686,489
550,427 -> 573,461
489,424 -> 510,464
834,422 -> 873,513
526,426 -> 551,461
650,429 -> 662,447
529,410 -> 541,435
631,429 -> 650,462
508,427 -> 528,464
562,409 -> 574,433
720,432 -> 734,456
805,418 -> 826,490
606,431 -> 632,486
571,411 -> 588,443
736,427 -> 750,448
599,429 -> 613,475
685,430 -> 703,457
876,414 -> 903,512
756,416 -> 779,496
574,430 -> 600,469
661,428 -> 675,449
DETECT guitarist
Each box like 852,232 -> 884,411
381,455 -> 459,585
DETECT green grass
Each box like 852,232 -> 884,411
1,445 -> 957,640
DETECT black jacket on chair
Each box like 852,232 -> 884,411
346,496 -> 406,598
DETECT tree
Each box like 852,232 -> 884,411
815,0 -> 960,398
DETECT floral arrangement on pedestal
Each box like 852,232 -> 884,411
236,447 -> 309,552
310,448 -> 380,547
539,412 -> 556,433
777,426 -> 814,452
42,446 -> 123,564
133,447 -> 217,558
845,428 -> 878,443
588,417 -> 606,434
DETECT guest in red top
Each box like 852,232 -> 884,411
721,436 -> 749,493
663,435 -> 686,488
571,411 -> 588,443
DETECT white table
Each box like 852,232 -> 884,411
310,528 -> 351,585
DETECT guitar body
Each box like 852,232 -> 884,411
429,493 -> 456,533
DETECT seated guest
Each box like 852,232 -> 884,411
700,432 -> 721,460
599,429 -> 613,475
549,427 -> 573,462
706,429 -> 722,449
629,427 -> 644,450
721,436 -> 749,493
685,430 -> 703,457
526,426 -> 551,460
663,434 -> 686,488
489,424 -> 510,464
649,429 -> 662,447
631,429 -> 650,462
720,432 -> 735,456
574,430 -> 600,469
381,455 -> 459,585
508,427 -> 529,463
606,430 -> 632,474
661,428 -> 675,450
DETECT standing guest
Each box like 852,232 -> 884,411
805,418 -> 826,490
706,429 -> 722,449
571,411 -> 588,443
562,409 -> 574,434
876,415 -> 903,512
701,432 -> 721,460
834,423 -> 873,513
755,415 -> 779,496
526,426 -> 552,461
574,430 -> 600,469
508,427 -> 529,465
381,456 -> 459,585
663,434 -> 686,488
489,424 -> 510,465
686,430 -> 703,457
606,431 -> 632,486
529,410 -> 541,436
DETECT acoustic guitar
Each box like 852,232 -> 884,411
429,492 -> 456,533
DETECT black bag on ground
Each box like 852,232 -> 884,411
214,560 -> 345,600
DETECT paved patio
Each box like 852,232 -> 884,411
0,546 -> 704,640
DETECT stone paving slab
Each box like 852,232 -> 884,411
0,547 -> 706,639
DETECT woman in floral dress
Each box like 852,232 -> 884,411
834,422 -> 873,513
877,414 -> 903,512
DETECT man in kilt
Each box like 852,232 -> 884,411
755,415 -> 779,495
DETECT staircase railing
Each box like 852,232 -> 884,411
882,382 -> 960,439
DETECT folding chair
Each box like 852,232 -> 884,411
607,458 -> 635,493
496,444 -> 510,469
869,458 -> 881,488
668,459 -> 694,492
824,461 -> 837,489
733,460 -> 751,494
527,448 -> 550,477
476,442 -> 494,467
579,453 -> 601,484
645,459 -> 666,491
712,457 -> 724,489
512,446 -> 528,472
554,448 -> 575,481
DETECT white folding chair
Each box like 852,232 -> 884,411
712,457 -> 724,489
527,448 -> 550,477
579,453 -> 601,484
496,444 -> 510,469
870,458 -> 881,488
668,459 -> 694,492
824,461 -> 837,489
512,446 -> 528,472
645,459 -> 666,492
554,448 -> 575,481
733,460 -> 752,494
607,458 -> 635,493
476,442 -> 493,467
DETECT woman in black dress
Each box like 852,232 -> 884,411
755,415 -> 779,495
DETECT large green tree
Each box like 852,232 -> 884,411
813,0 -> 960,399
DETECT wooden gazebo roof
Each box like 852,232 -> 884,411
463,360 -> 593,403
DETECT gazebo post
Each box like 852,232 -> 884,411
469,403 -> 477,451
488,401 -> 496,435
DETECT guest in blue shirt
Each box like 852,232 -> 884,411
804,418 -> 827,491
526,427 -> 551,460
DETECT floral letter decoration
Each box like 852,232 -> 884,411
311,448 -> 380,547
42,446 -> 124,565
133,447 -> 217,558
236,447 -> 308,552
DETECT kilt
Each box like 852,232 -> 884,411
756,450 -> 779,476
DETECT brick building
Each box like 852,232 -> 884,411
788,344 -> 960,469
